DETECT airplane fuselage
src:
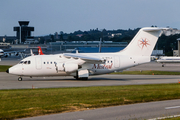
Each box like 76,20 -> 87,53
8,53 -> 150,77
0,49 -> 4,57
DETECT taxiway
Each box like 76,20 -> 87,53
1,73 -> 180,89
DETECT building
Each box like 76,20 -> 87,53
48,41 -> 128,52
14,21 -> 34,43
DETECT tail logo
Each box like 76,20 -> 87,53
138,38 -> 150,50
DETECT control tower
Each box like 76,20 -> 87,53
14,21 -> 34,43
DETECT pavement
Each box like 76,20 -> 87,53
1,73 -> 180,90
16,99 -> 180,120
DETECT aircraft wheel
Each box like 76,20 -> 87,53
162,65 -> 164,67
81,77 -> 88,80
74,76 -> 79,80
74,77 -> 88,80
84,77 -> 88,80
18,77 -> 22,81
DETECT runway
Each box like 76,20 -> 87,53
1,73 -> 180,89
17,99 -> 180,120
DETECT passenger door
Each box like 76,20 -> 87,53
36,57 -> 42,70
114,56 -> 120,68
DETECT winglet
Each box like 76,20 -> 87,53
38,46 -> 44,55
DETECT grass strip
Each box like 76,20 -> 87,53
112,70 -> 180,75
0,84 -> 180,119
0,65 -> 11,72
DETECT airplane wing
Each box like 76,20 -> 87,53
63,53 -> 105,64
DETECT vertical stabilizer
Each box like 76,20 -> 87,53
120,27 -> 166,56
38,46 -> 44,55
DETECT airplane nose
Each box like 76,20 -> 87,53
6,69 -> 9,73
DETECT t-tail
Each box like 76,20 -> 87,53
119,27 -> 166,56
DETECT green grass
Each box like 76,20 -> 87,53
0,65 -> 11,72
0,84 -> 180,119
112,70 -> 180,75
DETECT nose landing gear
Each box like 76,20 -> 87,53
18,77 -> 22,81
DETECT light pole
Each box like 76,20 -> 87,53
19,25 -> 21,44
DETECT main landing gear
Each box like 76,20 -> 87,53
74,76 -> 88,80
18,77 -> 22,81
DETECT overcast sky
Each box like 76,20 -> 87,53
0,0 -> 179,36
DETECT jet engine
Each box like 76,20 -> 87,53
4,53 -> 9,57
64,63 -> 78,72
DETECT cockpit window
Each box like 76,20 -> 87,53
19,61 -> 24,64
19,60 -> 31,64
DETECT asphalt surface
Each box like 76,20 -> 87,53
16,99 -> 180,120
1,73 -> 180,90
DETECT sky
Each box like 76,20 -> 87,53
0,0 -> 179,36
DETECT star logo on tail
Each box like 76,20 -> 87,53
138,38 -> 150,50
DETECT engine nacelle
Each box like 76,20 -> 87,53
64,63 -> 78,72
14,52 -> 19,56
4,53 -> 9,57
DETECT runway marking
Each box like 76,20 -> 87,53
165,106 -> 180,109
148,114 -> 180,120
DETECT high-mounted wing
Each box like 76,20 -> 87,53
63,53 -> 105,64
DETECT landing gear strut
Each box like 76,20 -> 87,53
18,77 -> 22,81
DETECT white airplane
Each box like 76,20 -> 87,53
6,27 -> 166,81
0,49 -> 23,57
0,49 -> 20,61
157,57 -> 180,67
0,49 -> 4,61
0,46 -> 44,61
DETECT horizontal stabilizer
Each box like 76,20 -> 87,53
142,27 -> 168,32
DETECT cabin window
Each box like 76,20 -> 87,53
51,62 -> 52,64
111,61 -> 113,63
44,62 -> 46,64
47,62 -> 49,64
